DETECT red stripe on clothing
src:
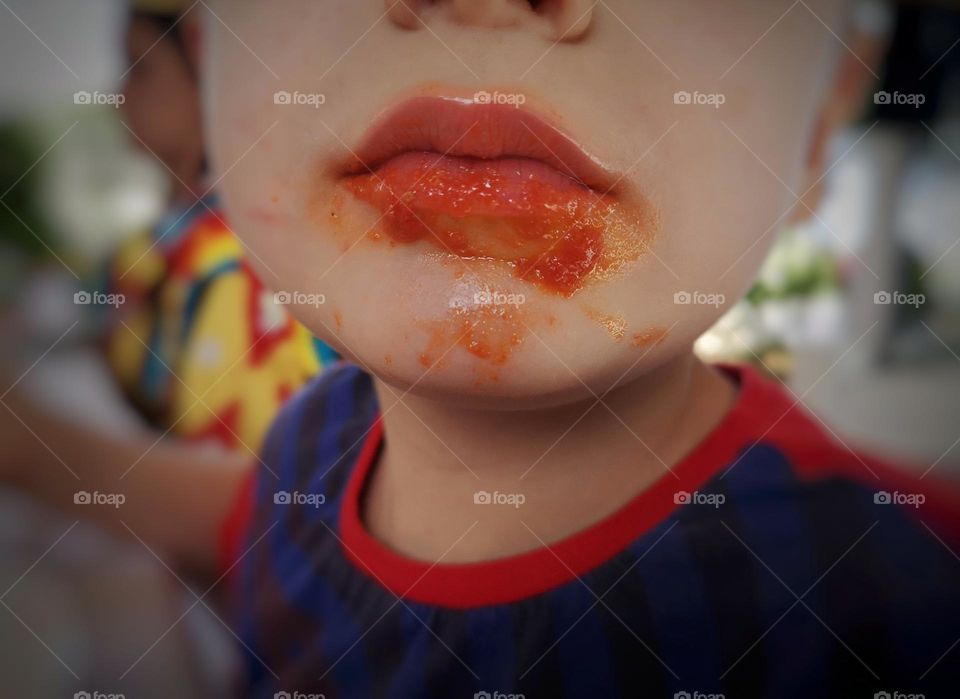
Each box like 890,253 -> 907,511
338,367 -> 764,608
218,467 -> 257,576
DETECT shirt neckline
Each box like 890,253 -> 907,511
338,364 -> 769,608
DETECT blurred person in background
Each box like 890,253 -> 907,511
0,5 -> 339,689
106,0 -> 339,447
2,0 -> 340,586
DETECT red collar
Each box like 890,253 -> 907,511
339,365 -> 772,608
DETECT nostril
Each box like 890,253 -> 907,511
388,0 -> 594,40
526,0 -> 553,16
535,0 -> 594,41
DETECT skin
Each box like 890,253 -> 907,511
0,391 -> 249,581
202,0 -> 854,561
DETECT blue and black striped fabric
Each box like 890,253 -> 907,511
230,363 -> 960,698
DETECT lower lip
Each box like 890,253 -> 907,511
342,152 -> 644,296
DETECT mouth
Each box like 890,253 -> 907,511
336,95 -> 653,296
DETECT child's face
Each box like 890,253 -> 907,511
205,1 -> 843,407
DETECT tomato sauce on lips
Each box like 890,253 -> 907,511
343,152 -> 640,295
332,95 -> 659,296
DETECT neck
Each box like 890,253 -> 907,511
364,351 -> 736,563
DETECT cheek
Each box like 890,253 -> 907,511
655,139 -> 790,297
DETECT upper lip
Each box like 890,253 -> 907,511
339,95 -> 620,193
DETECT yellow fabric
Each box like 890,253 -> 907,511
170,272 -> 321,453
104,208 -> 333,453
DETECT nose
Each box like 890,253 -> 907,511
386,0 -> 594,41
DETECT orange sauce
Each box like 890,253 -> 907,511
342,153 -> 653,296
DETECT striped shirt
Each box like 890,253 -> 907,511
224,362 -> 960,698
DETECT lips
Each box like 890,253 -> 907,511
337,95 -> 652,296
340,96 -> 619,192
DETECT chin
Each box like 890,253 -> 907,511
322,309 -> 684,412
